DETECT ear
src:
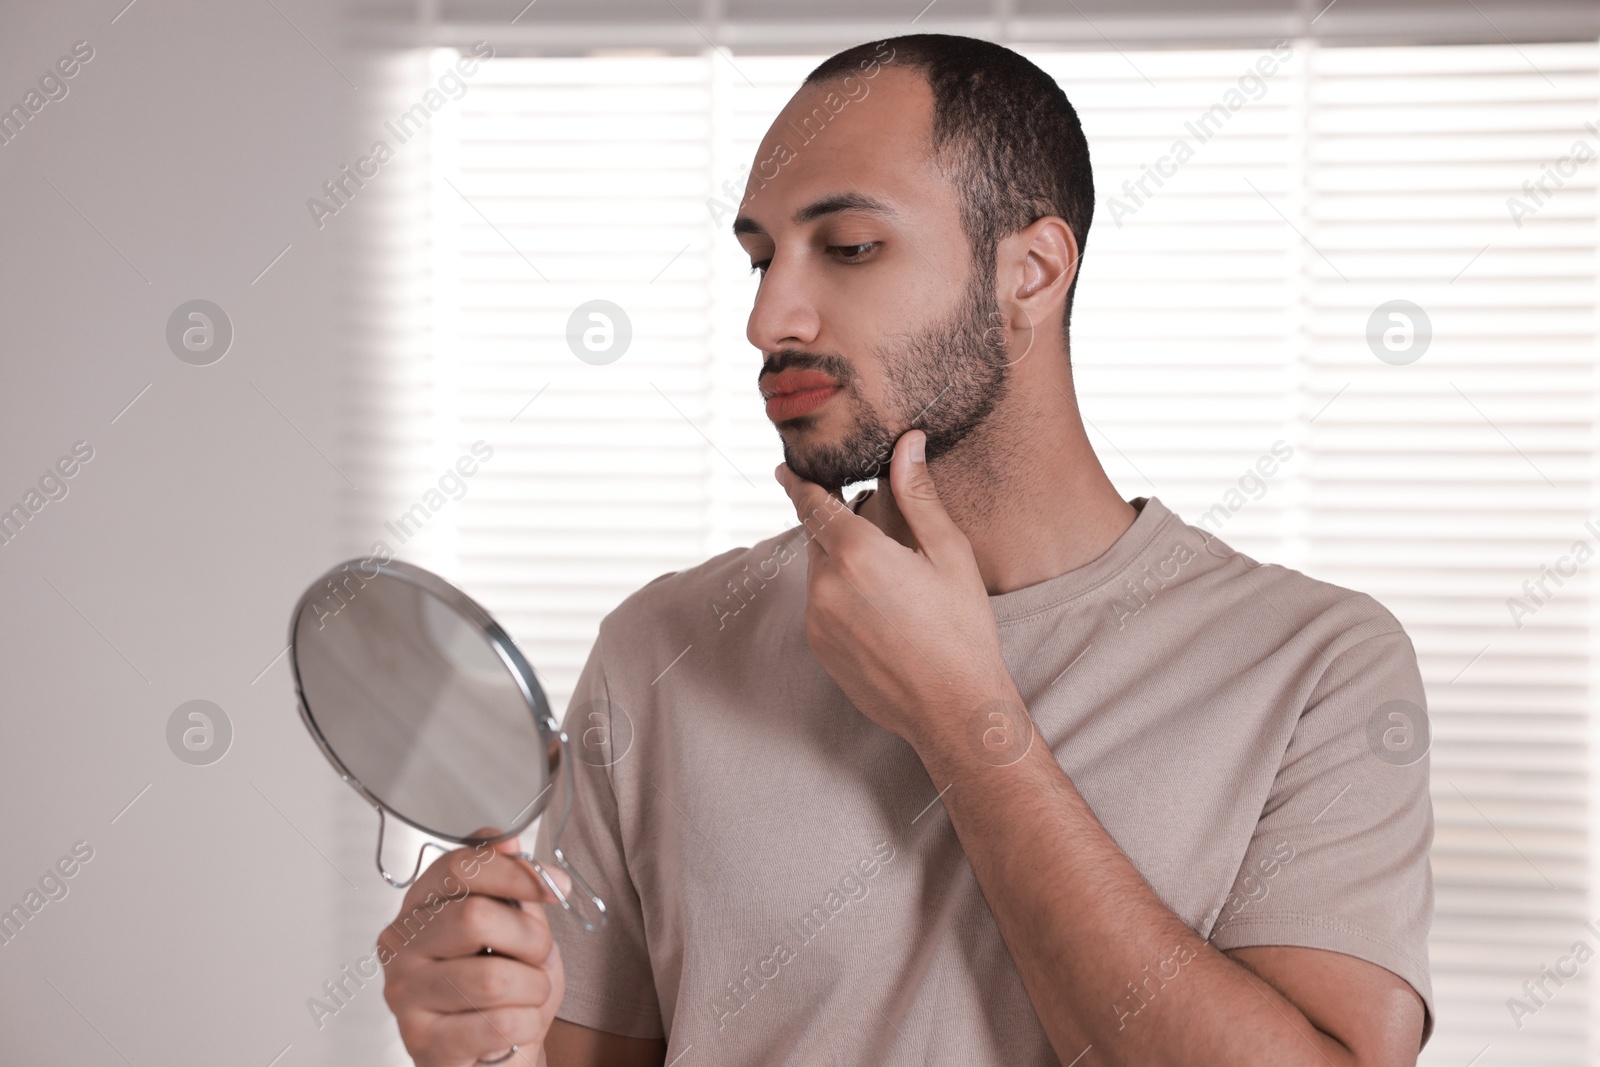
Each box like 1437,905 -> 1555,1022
995,215 -> 1078,330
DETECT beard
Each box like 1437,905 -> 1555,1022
763,265 -> 1012,495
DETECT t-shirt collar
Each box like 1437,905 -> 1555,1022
846,489 -> 1177,623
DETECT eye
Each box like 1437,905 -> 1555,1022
829,242 -> 879,263
749,258 -> 771,276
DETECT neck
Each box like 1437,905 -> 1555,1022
857,363 -> 1138,596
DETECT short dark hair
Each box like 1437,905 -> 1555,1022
805,34 -> 1095,336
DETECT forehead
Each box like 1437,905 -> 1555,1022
738,67 -> 947,226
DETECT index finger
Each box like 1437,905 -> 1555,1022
773,463 -> 869,555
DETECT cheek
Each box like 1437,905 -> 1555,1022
832,356 -> 894,418
803,276 -> 935,368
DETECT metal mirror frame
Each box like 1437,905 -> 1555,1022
288,557 -> 607,933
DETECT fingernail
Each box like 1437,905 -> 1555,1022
908,433 -> 925,464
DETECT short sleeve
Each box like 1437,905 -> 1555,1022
532,631 -> 664,1040
1205,619 -> 1436,1048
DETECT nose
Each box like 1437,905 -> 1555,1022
745,252 -> 822,356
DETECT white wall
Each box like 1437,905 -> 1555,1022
0,1 -> 404,1062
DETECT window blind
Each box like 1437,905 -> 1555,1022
354,40 -> 1600,1066
348,0 -> 1600,52
1296,43 -> 1600,1067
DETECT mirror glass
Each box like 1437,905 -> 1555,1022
290,563 -> 556,841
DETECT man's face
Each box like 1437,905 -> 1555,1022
734,67 -> 1012,494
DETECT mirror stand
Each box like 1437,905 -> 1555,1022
522,730 -> 607,932
372,805 -> 452,891
362,734 -> 609,933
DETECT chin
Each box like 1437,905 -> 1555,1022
773,394 -> 898,491
781,440 -> 889,494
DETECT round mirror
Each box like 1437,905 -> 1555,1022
291,559 -> 556,840
286,557 -> 604,930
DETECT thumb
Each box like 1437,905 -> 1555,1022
481,829 -> 573,900
889,430 -> 962,560
469,829 -> 559,901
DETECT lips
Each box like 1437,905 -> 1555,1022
760,368 -> 841,423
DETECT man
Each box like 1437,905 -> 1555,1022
379,33 -> 1434,1066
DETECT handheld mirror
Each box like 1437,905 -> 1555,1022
288,557 -> 607,932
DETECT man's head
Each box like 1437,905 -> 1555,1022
734,35 -> 1094,493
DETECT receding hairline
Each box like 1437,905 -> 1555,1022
732,69 -> 939,239
798,34 -> 1097,328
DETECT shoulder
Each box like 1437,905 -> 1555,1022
1137,508 -> 1419,720
1165,507 -> 1411,660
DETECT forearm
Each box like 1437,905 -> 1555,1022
913,701 -> 1353,1067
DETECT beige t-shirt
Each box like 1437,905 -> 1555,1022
536,494 -> 1435,1063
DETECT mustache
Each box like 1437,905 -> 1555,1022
758,349 -> 856,386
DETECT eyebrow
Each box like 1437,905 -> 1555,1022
731,191 -> 899,237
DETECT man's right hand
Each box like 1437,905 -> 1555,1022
379,832 -> 571,1067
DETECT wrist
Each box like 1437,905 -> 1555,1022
910,681 -> 1033,777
